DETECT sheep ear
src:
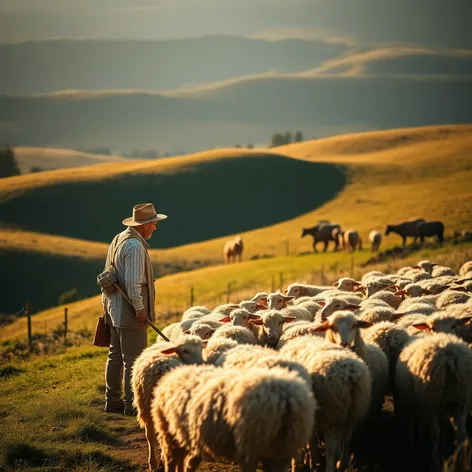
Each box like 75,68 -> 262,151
183,330 -> 191,335
283,316 -> 297,323
283,295 -> 295,301
256,303 -> 267,310
219,316 -> 231,323
250,318 -> 263,326
160,346 -> 178,355
455,316 -> 472,326
392,312 -> 406,321
318,301 -> 326,307
412,265 -> 421,269
412,323 -> 431,332
346,304 -> 360,311
283,288 -> 289,295
249,313 -> 261,320
311,321 -> 330,332
230,304 -> 240,309
355,320 -> 372,329
332,281 -> 338,287
201,341 -> 208,348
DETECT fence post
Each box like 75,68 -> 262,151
189,287 -> 195,307
279,272 -> 284,291
320,264 -> 325,285
64,307 -> 68,344
350,255 -> 355,277
226,282 -> 232,303
271,274 -> 275,293
26,302 -> 32,351
285,240 -> 289,256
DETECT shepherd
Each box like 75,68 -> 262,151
100,203 -> 167,416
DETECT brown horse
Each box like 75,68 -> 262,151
223,236 -> 244,263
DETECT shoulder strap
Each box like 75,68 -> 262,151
110,234 -> 142,268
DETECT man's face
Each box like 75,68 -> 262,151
143,221 -> 157,239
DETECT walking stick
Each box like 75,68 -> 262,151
113,283 -> 170,343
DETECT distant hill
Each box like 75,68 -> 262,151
13,147 -> 126,174
1,75 -> 471,151
0,36 -> 348,95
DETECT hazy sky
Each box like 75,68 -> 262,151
1,0 -> 470,48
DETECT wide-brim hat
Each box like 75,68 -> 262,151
122,203 -> 168,227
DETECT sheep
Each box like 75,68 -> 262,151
384,218 -> 425,246
459,260 -> 472,277
227,308 -> 260,328
436,290 -> 471,309
342,229 -> 362,253
267,291 -> 294,310
362,321 -> 410,387
412,260 -> 438,274
249,309 -> 299,348
396,283 -> 433,298
395,333 -> 472,470
203,337 -> 238,364
239,299 -> 266,313
211,303 -> 241,317
285,282 -> 332,298
181,305 -> 211,321
431,265 -> 455,278
295,299 -> 323,320
398,299 -> 437,316
131,335 -> 205,472
211,324 -> 260,345
280,336 -> 372,472
276,321 -> 324,349
409,312 -> 472,340
366,290 -> 403,310
301,223 -> 341,252
223,235 -> 244,263
369,230 -> 382,252
333,277 -> 365,293
417,220 -> 445,245
185,323 -> 215,340
215,343 -> 311,386
280,305 -> 314,322
153,365 -> 316,472
313,311 -> 389,416
250,291 -> 269,305
364,279 -> 395,297
319,296 -> 362,319
358,306 -> 404,324
361,271 -> 386,284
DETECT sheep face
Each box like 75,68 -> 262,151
413,260 -> 437,275
268,292 -> 294,310
313,311 -> 371,348
413,315 -> 472,335
230,308 -> 259,328
366,281 -> 392,297
285,284 -> 302,298
189,324 -> 215,340
335,277 -> 365,293
250,292 -> 269,306
160,336 -> 206,364
252,311 -> 296,347
320,298 -> 360,319
239,300 -> 266,313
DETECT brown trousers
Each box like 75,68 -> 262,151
105,324 -> 147,410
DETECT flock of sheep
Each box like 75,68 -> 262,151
130,259 -> 472,472
302,218 -> 446,254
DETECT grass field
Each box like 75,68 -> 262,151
1,124 -> 471,313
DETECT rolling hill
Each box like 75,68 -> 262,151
13,147 -> 126,174
1,75 -> 472,151
1,124 -> 471,314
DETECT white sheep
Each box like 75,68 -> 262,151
319,295 -> 362,319
249,309 -> 297,347
367,290 -> 403,310
431,265 -> 456,278
313,311 -> 389,416
181,305 -> 211,321
276,321 -> 324,349
395,333 -> 472,470
458,260 -> 472,277
285,282 -> 332,298
369,230 -> 382,252
409,311 -> 472,339
211,324 -> 260,345
152,365 -> 316,472
436,289 -> 471,309
280,336 -> 372,472
280,305 -> 314,322
203,337 -> 238,364
267,291 -> 295,310
131,335 -> 205,472
333,277 -> 365,293
358,306 -> 404,324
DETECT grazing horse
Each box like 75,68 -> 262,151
301,223 -> 341,252
224,236 -> 244,263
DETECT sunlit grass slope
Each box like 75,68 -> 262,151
13,147 -> 126,174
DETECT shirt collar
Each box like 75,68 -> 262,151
125,226 -> 150,249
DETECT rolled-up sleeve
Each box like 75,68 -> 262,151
123,240 -> 146,311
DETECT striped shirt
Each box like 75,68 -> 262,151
101,227 -> 150,327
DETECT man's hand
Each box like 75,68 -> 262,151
135,309 -> 147,324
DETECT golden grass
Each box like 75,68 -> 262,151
2,124 -> 471,267
13,147 -> 126,174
